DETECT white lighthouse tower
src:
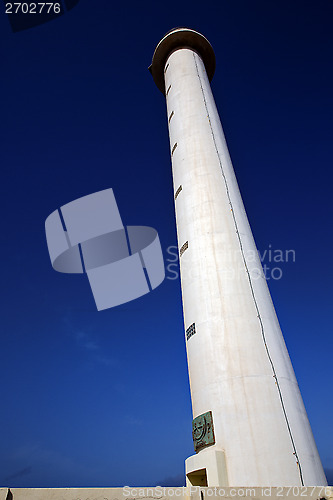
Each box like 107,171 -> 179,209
150,28 -> 327,487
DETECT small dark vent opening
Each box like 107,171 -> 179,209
186,323 -> 196,341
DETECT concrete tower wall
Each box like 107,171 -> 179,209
154,34 -> 327,487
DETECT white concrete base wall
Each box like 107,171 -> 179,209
186,449 -> 228,486
0,486 -> 332,500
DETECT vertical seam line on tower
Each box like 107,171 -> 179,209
192,51 -> 304,486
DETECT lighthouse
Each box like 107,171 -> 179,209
150,28 -> 327,487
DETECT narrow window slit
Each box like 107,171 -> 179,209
179,241 -> 188,257
168,110 -> 174,123
171,142 -> 178,156
166,84 -> 172,96
164,63 -> 169,74
175,185 -> 182,200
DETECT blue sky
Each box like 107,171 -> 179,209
0,0 -> 332,487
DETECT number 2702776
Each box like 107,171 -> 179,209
5,3 -> 62,14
